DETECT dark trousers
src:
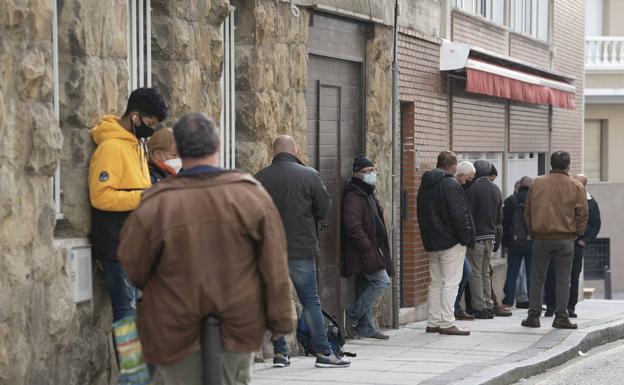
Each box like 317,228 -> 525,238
502,247 -> 532,306
454,257 -> 472,312
529,239 -> 574,316
544,242 -> 584,312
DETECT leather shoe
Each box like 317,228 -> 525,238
455,310 -> 474,321
494,305 -> 512,317
552,315 -> 577,329
544,307 -> 554,317
439,325 -> 470,336
516,301 -> 529,309
367,332 -> 390,340
473,310 -> 490,319
568,309 -> 578,318
425,326 -> 440,333
521,313 -> 541,328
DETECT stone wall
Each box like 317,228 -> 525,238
233,0 -> 310,172
151,0 -> 230,126
0,2 -> 73,385
365,24 -> 394,326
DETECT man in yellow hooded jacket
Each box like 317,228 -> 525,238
88,87 -> 168,322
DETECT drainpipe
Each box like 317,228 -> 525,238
391,0 -> 400,329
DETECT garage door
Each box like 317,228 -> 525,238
306,13 -> 364,320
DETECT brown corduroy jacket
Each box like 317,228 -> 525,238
524,170 -> 588,240
118,169 -> 295,365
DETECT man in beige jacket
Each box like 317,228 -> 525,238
521,150 -> 588,330
118,113 -> 295,385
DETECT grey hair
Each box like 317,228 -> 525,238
455,161 -> 476,177
173,113 -> 219,159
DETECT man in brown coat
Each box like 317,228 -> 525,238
118,113 -> 295,385
521,150 -> 588,330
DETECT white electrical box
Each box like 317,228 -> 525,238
66,245 -> 93,303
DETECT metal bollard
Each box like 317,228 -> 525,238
201,316 -> 221,385
604,265 -> 612,300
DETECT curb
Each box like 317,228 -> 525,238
459,316 -> 624,385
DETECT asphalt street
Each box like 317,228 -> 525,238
515,339 -> 624,385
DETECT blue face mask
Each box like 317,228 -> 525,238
363,172 -> 377,186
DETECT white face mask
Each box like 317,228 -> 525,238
363,172 -> 377,186
164,158 -> 182,174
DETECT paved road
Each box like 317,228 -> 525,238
515,339 -> 624,385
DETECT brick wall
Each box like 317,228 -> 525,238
509,103 -> 550,152
509,32 -> 551,70
551,0 -> 584,173
451,10 -> 507,56
398,29 -> 448,307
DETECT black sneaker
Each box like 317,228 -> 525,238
516,301 -> 529,309
273,353 -> 290,368
473,310 -> 490,319
544,307 -> 555,317
344,310 -> 357,339
315,353 -> 350,368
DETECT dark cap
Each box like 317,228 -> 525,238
353,155 -> 374,171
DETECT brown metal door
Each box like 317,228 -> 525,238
306,54 -> 362,320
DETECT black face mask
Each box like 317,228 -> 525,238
133,115 -> 154,139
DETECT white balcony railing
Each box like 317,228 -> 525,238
585,36 -> 624,71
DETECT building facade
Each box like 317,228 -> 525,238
583,0 -> 624,294
398,0 -> 585,321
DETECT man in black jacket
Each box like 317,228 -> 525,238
465,160 -> 503,319
544,174 -> 601,318
256,135 -> 350,368
417,151 -> 475,336
501,176 -> 533,309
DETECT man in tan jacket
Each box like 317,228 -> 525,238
118,113 -> 295,385
521,150 -> 588,330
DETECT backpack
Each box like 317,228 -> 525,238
509,195 -> 532,249
297,309 -> 356,358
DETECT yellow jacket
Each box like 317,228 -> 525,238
88,115 -> 151,212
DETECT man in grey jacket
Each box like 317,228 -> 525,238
256,135 -> 350,368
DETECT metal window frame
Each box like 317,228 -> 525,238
128,0 -> 151,93
220,7 -> 236,169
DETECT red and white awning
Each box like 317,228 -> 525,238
440,42 -> 576,110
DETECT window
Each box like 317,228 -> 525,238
584,120 -> 606,181
220,7 -> 236,169
127,0 -> 152,92
585,0 -> 603,37
473,0 -> 503,24
508,0 -> 549,42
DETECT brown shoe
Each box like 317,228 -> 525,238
425,326 -> 440,333
494,305 -> 512,317
455,310 -> 475,321
552,314 -> 577,329
438,325 -> 470,336
521,313 -> 541,328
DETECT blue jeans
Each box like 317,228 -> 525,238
454,257 -> 472,312
273,259 -> 331,356
502,247 -> 532,306
346,269 -> 391,338
102,259 -> 138,323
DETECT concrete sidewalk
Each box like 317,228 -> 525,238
251,300 -> 624,385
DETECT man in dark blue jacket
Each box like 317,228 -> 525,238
417,151 -> 475,336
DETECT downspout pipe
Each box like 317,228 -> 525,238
391,0 -> 400,329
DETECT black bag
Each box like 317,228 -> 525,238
509,196 -> 532,249
297,309 -> 356,358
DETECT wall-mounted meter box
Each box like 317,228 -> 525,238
67,245 -> 93,303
